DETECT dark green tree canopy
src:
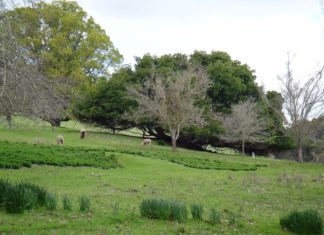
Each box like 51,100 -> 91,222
73,67 -> 136,132
190,51 -> 259,113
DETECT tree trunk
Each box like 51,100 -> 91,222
171,135 -> 177,152
297,145 -> 303,163
242,140 -> 245,156
6,114 -> 12,128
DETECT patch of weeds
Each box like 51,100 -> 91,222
45,192 -> 57,211
190,203 -> 204,220
169,201 -> 187,223
112,202 -> 120,216
226,210 -> 240,225
62,195 -> 72,211
209,208 -> 221,224
280,209 -> 323,235
0,180 -> 48,214
140,199 -> 187,222
79,195 -> 90,212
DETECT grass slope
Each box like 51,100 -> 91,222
0,125 -> 323,234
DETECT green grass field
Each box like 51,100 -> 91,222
0,122 -> 323,234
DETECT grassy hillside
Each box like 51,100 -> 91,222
0,125 -> 323,234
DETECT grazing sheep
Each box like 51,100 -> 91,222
80,128 -> 87,139
56,135 -> 64,145
142,138 -> 152,145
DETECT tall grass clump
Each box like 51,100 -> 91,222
79,195 -> 90,212
0,180 -> 48,213
19,182 -> 47,207
191,203 -> 204,220
140,199 -> 187,222
45,192 -> 57,211
62,195 -> 72,211
280,209 -> 323,235
209,208 -> 221,224
0,179 -> 10,207
169,200 -> 187,223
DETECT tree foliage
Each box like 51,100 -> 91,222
8,0 -> 122,85
73,67 -> 136,132
4,0 -> 122,126
190,51 -> 259,113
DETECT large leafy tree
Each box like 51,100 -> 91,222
190,50 -> 259,113
73,67 -> 136,133
7,0 -> 122,125
124,52 -> 273,150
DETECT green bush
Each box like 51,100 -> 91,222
62,195 -> 72,211
140,199 -> 187,222
156,140 -> 167,146
0,179 -> 10,207
45,192 -> 57,211
209,208 -> 221,224
4,184 -> 28,213
0,180 -> 48,213
280,209 -> 323,235
191,203 -> 204,220
169,201 -> 187,223
19,182 -> 47,207
79,195 -> 90,212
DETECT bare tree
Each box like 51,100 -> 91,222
278,56 -> 324,162
0,0 -> 68,128
128,66 -> 210,151
221,99 -> 269,155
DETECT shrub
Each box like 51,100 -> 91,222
19,182 -> 47,207
112,202 -> 120,216
140,199 -> 170,220
62,195 -> 72,211
0,179 -> 10,207
156,140 -> 167,146
79,195 -> 90,212
190,203 -> 204,220
4,184 -> 28,213
45,192 -> 57,211
1,181 -> 48,213
140,199 -> 187,222
280,209 -> 323,235
209,208 -> 221,224
169,201 -> 187,223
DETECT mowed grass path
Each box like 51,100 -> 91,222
0,126 -> 323,234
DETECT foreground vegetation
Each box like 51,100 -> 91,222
0,125 -> 323,234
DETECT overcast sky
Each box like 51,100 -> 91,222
76,0 -> 324,91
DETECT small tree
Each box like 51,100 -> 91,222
128,66 -> 210,151
278,57 -> 324,162
221,99 -> 269,155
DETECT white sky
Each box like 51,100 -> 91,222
75,0 -> 324,91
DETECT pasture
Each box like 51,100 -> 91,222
0,123 -> 323,234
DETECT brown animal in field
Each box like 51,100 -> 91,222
142,138 -> 152,145
56,135 -> 64,145
80,129 -> 87,139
